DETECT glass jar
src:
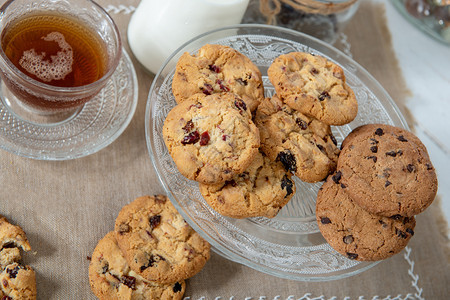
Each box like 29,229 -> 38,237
394,0 -> 450,44
242,0 -> 360,44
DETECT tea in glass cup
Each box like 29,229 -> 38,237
0,0 -> 122,121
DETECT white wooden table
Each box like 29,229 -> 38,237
381,0 -> 450,236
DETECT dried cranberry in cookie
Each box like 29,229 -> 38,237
268,52 -> 358,125
172,44 -> 264,112
163,93 -> 260,184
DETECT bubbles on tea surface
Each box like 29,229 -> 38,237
19,31 -> 73,82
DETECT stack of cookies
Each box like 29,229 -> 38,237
259,51 -> 358,183
163,45 -> 439,263
163,45 -> 361,219
316,124 -> 438,261
164,44 -> 297,219
88,195 -> 211,299
0,216 -> 37,300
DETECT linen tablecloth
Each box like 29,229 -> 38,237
0,0 -> 448,298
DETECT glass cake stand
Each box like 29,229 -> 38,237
145,24 -> 409,281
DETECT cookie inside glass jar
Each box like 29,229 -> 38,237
242,0 -> 361,44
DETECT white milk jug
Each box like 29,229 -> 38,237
128,0 -> 250,74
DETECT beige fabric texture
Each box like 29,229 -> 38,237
0,0 -> 448,299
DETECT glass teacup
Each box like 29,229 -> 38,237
0,0 -> 122,122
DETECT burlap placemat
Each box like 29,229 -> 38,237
0,0 -> 448,299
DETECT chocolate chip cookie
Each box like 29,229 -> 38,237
254,95 -> 340,183
316,174 -> 416,261
199,151 -> 295,218
89,232 -> 185,300
268,52 -> 358,125
114,195 -> 211,284
163,92 -> 260,184
172,44 -> 264,112
338,124 -> 438,217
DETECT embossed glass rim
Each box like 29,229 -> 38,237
0,49 -> 138,160
146,24 -> 409,281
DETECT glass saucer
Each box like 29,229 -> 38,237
145,25 -> 409,281
0,49 -> 138,160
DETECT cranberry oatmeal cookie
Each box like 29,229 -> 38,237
254,95 -> 340,183
268,52 -> 358,125
0,216 -> 31,266
316,174 -> 416,261
199,151 -> 295,218
114,195 -> 210,284
338,124 -> 438,217
0,263 -> 36,300
163,92 -> 260,184
172,44 -> 264,112
89,232 -> 185,300
0,216 -> 36,300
